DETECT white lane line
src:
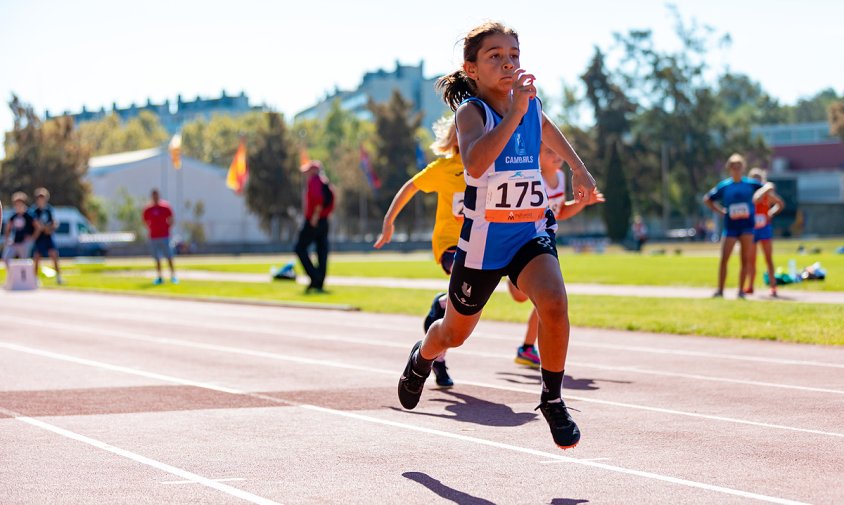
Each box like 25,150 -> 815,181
541,458 -> 611,464
302,405 -> 810,505
0,345 -> 810,505
569,342 -> 844,369
11,299 -> 844,369
2,337 -> 842,439
7,316 -> 842,396
562,363 -> 844,395
0,406 -> 280,505
161,477 -> 246,485
461,378 -> 844,438
0,342 -> 240,394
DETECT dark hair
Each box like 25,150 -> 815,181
436,22 -> 519,111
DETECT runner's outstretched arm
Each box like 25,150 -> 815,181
374,179 -> 420,249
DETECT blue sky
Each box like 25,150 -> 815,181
1,0 -> 841,150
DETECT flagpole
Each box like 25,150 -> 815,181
358,188 -> 366,241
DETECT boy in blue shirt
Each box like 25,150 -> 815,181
30,188 -> 63,284
704,153 -> 773,298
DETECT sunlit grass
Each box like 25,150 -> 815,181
42,273 -> 844,346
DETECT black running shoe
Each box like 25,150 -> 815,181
398,340 -> 429,409
423,292 -> 447,333
536,400 -> 580,449
432,360 -> 454,388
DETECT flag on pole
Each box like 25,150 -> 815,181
415,142 -> 427,169
226,139 -> 248,193
299,146 -> 311,168
169,134 -> 182,170
359,146 -> 381,190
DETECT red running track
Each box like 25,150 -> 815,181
1,290 -> 842,504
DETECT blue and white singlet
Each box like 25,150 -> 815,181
457,97 -> 554,270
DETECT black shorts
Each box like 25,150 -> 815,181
448,234 -> 558,316
34,235 -> 56,256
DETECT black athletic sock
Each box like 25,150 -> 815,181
540,368 -> 564,403
411,349 -> 434,376
521,344 -> 534,351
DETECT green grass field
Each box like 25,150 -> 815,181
3,237 -> 841,345
23,272 -> 843,346
73,239 -> 843,291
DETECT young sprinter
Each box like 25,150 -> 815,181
30,188 -> 63,284
509,143 -> 604,368
703,153 -> 769,298
397,22 -> 597,449
375,116 -> 464,387
745,168 -> 784,297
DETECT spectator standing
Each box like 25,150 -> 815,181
295,161 -> 335,293
631,215 -> 648,252
3,192 -> 35,269
142,189 -> 177,285
30,188 -> 63,284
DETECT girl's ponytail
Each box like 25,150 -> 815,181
436,70 -> 477,111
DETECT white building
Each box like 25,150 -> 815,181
87,148 -> 269,243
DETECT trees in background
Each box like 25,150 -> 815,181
602,142 -> 632,242
575,8 -> 772,231
294,100 -> 376,238
828,101 -> 844,141
242,112 -> 300,240
181,111 -> 267,167
1,95 -> 90,209
368,91 -> 423,210
367,91 -> 424,237
77,110 -> 169,155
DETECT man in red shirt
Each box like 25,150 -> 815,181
142,189 -> 177,285
294,161 -> 335,293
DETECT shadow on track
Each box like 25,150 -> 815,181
496,372 -> 632,391
402,472 -> 495,504
391,390 -> 537,427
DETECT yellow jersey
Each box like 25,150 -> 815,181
411,154 -> 466,263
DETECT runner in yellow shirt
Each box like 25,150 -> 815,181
374,116 -> 464,387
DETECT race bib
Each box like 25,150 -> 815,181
485,170 -> 547,223
452,192 -> 465,221
728,203 -> 750,220
754,213 -> 767,229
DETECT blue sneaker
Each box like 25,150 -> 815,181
171,276 -> 179,284
153,277 -> 164,285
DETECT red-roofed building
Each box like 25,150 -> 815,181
752,121 -> 844,235
772,143 -> 844,171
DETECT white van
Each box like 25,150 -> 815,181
2,206 -> 112,257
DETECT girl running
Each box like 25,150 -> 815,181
745,168 -> 784,297
703,153 -> 768,298
375,116 -> 465,388
510,143 -> 604,368
397,22 -> 596,450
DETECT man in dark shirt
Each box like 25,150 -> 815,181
3,192 -> 35,269
294,161 -> 335,293
30,187 -> 63,284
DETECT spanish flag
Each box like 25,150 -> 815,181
226,139 -> 248,193
169,134 -> 182,170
